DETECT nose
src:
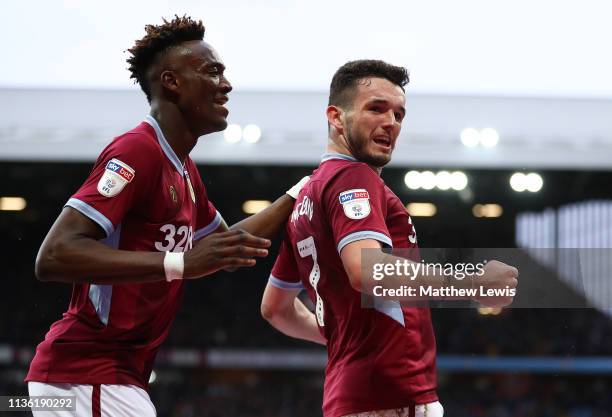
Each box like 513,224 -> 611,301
381,110 -> 397,132
220,75 -> 233,94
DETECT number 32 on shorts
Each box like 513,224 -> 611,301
154,224 -> 194,252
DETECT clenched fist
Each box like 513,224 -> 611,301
473,260 -> 518,307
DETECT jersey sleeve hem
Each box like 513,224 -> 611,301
337,230 -> 393,253
194,211 -> 223,240
269,274 -> 305,290
65,198 -> 115,237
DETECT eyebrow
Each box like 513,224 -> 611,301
194,59 -> 225,72
369,98 -> 406,117
207,62 -> 226,71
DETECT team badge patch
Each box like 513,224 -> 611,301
338,189 -> 371,219
97,158 -> 135,197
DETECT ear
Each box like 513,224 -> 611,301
326,105 -> 345,135
160,70 -> 180,94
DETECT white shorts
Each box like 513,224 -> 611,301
342,401 -> 444,417
28,382 -> 156,417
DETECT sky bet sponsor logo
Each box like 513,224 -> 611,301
106,159 -> 135,182
339,189 -> 371,219
339,189 -> 369,204
97,158 -> 135,197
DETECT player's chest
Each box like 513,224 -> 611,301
142,168 -> 198,224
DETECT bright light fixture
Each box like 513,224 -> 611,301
242,200 -> 272,214
406,202 -> 437,217
477,307 -> 503,315
510,172 -> 543,192
242,124 -> 262,143
510,173 -> 527,192
460,128 -> 480,147
0,197 -> 27,211
450,171 -> 468,191
525,173 -> 543,192
404,170 -> 422,190
480,128 -> 499,147
223,124 -> 242,143
420,171 -> 436,190
473,204 -> 503,218
435,171 -> 452,190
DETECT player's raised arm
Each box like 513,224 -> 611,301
227,176 -> 310,240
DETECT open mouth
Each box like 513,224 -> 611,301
373,136 -> 392,149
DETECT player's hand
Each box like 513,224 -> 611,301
472,260 -> 518,307
183,229 -> 271,279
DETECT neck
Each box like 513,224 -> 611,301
326,138 -> 382,175
149,101 -> 198,162
326,140 -> 354,159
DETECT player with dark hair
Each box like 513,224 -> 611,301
261,59 -> 518,417
25,15 -> 308,416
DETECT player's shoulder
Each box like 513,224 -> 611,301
317,158 -> 384,189
105,122 -> 161,157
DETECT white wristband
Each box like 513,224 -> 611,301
164,252 -> 184,282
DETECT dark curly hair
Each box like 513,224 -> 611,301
329,60 -> 409,108
127,15 -> 205,102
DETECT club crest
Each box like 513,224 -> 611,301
169,185 -> 178,203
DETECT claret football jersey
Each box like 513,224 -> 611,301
270,153 -> 437,417
26,115 -> 223,388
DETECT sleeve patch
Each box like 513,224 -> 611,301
339,189 -> 371,219
97,158 -> 135,197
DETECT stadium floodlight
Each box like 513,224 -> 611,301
243,124 -> 262,143
404,170 -> 422,190
450,171 -> 468,191
510,173 -> 527,192
460,127 -> 480,147
406,203 -> 437,217
242,200 -> 272,214
223,124 -> 242,143
0,197 -> 27,211
435,171 -> 452,190
525,173 -> 543,192
480,128 -> 499,148
420,171 -> 437,190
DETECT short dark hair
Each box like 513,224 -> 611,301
328,60 -> 409,108
127,15 -> 205,102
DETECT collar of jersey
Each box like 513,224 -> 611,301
144,115 -> 185,177
320,152 -> 358,163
